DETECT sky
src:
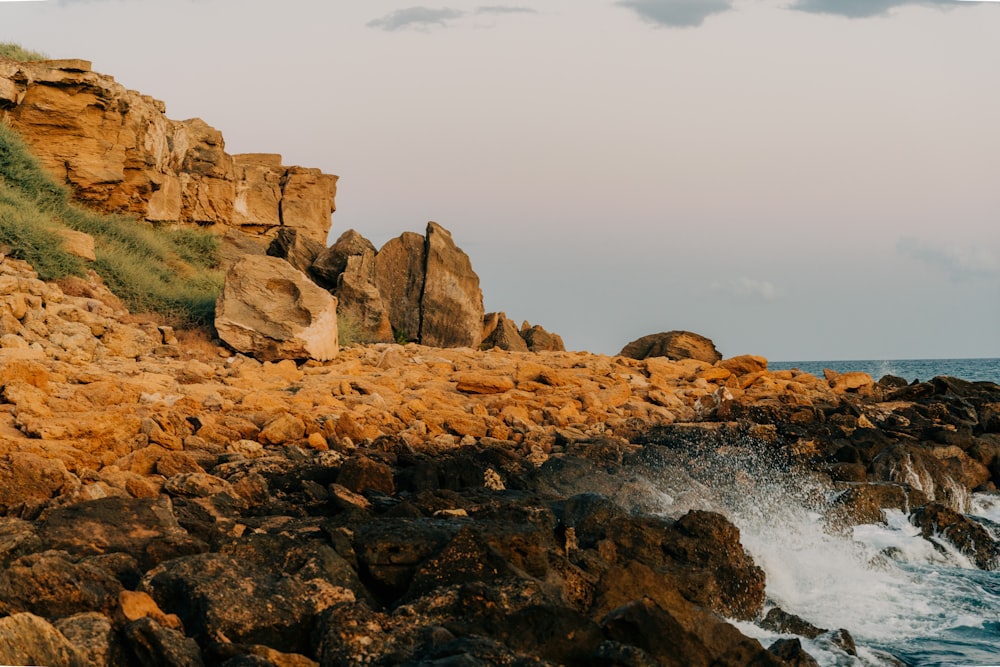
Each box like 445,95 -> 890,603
2,0 -> 998,360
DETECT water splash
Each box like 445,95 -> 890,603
638,440 -> 1000,666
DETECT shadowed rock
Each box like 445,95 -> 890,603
619,331 -> 722,363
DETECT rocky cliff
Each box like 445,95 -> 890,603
0,58 -> 336,247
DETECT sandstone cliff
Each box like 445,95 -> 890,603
0,58 -> 337,248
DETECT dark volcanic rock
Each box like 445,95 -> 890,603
768,638 -> 821,667
124,617 -> 206,667
910,503 -> 1000,569
619,331 -> 722,364
760,607 -> 826,639
0,550 -> 122,617
140,552 -> 342,656
601,597 -> 782,667
38,496 -> 207,571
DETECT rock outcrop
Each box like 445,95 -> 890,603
317,223 -> 486,348
2,252 -> 1000,665
214,255 -> 339,361
480,313 -> 567,353
0,59 -> 337,248
620,330 -> 722,364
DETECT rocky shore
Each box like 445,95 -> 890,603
2,254 -> 1000,666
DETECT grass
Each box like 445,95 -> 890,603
0,121 -> 224,326
0,42 -> 48,62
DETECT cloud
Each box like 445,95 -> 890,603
475,5 -> 537,14
616,0 -> 735,28
897,236 -> 999,281
367,6 -> 464,31
712,277 -> 782,301
789,0 -> 960,19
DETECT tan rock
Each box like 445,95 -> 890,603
118,590 -> 182,630
481,312 -> 528,352
830,372 -> 874,392
259,413 -> 307,445
1,61 -> 337,242
54,229 -> 96,261
455,372 -> 515,394
420,222 -> 484,348
335,250 -> 394,344
719,355 -> 768,376
214,255 -> 339,362
373,231 -> 425,344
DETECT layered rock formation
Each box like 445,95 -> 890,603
0,58 -> 337,247
620,330 -> 723,364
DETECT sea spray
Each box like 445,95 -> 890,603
635,436 -> 1000,666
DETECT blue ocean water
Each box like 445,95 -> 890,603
769,358 -> 1000,385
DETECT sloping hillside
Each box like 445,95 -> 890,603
0,121 -> 223,325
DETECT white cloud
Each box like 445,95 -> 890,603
475,5 -> 537,15
897,236 -> 999,280
711,277 -> 782,301
789,0 -> 964,19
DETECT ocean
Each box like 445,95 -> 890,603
647,358 -> 1000,666
768,358 -> 1000,386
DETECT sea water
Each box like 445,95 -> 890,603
639,440 -> 1000,666
768,358 -> 1000,386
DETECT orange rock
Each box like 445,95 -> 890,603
718,355 -> 768,376
454,372 -> 515,394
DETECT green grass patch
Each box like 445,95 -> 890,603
0,42 -> 48,62
0,121 -> 224,326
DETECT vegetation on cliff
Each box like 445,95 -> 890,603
0,42 -> 47,62
0,121 -> 223,325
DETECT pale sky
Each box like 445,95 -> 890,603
2,0 -> 998,360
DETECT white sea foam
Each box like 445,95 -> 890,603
644,448 -> 1000,665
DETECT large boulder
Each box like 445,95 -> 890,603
620,331 -> 722,364
420,222 -> 484,348
335,250 -> 394,344
520,321 -> 566,352
373,231 -> 426,344
214,255 -> 339,361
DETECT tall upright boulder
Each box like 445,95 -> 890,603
373,231 -> 426,344
214,255 -> 339,361
420,222 -> 484,349
336,250 -> 394,344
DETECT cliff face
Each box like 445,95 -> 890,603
0,58 -> 336,246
